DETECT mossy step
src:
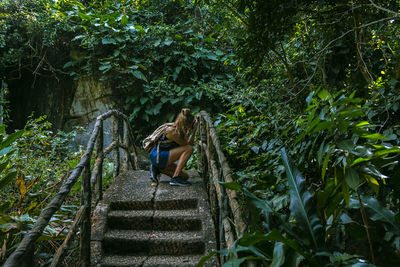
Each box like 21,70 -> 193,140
107,210 -> 202,231
101,255 -> 204,267
103,230 -> 205,256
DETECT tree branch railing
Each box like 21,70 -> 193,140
4,110 -> 139,267
196,111 -> 246,265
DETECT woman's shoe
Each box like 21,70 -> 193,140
169,175 -> 190,186
150,163 -> 160,184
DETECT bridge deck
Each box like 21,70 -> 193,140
91,170 -> 217,266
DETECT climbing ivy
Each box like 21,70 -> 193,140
60,0 -> 238,135
1,0 -> 239,136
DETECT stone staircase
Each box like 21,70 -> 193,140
91,170 -> 217,266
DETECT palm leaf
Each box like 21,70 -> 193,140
281,148 -> 324,250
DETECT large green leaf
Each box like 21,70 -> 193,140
317,89 -> 331,101
238,229 -> 309,261
121,14 -> 128,26
361,196 -> 400,235
374,147 -> 400,157
281,148 -> 324,250
197,251 -> 218,267
217,181 -> 242,191
0,160 -> 10,173
0,129 -> 24,150
361,133 -> 387,140
242,188 -> 273,213
228,245 -> 270,261
222,258 -> 246,267
359,164 -> 387,180
102,38 -> 117,45
271,242 -> 285,267
132,70 -> 148,82
0,170 -> 17,190
321,148 -> 331,181
345,167 -> 360,189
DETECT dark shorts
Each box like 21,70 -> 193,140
149,147 -> 170,170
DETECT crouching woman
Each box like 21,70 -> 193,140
149,108 -> 197,186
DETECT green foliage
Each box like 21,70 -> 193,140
1,0 -> 240,137
3,0 -> 400,265
56,0 -> 236,135
0,0 -> 74,71
282,148 -> 324,250
0,125 -> 23,190
212,86 -> 400,265
360,196 -> 400,236
0,114 -> 120,264
294,89 -> 399,193
0,117 -> 83,264
208,11 -> 400,258
206,157 -> 400,266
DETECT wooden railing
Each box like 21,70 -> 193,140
4,110 -> 138,267
196,111 -> 246,265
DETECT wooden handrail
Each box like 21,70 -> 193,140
4,110 -> 138,267
196,110 -> 246,265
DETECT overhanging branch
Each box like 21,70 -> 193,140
369,0 -> 399,17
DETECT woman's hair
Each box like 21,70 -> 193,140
174,108 -> 194,138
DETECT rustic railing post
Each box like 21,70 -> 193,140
50,206 -> 84,267
122,119 -> 138,171
198,116 -> 208,178
195,110 -> 248,267
95,121 -> 104,202
123,119 -> 139,170
80,163 -> 91,266
199,111 -> 246,237
112,115 -> 120,178
219,184 -> 226,264
122,120 -> 129,170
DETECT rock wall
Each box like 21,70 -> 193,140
65,77 -> 115,129
7,74 -> 120,147
65,77 -> 119,147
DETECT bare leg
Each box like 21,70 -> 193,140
161,145 -> 193,178
160,163 -> 189,180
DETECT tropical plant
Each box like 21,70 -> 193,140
0,116 -> 85,264
0,125 -> 24,262
206,148 -> 400,266
0,125 -> 23,191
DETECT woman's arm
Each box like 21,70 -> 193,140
187,120 -> 198,145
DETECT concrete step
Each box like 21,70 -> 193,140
107,210 -> 202,231
103,230 -> 205,256
109,201 -> 153,210
101,255 -> 204,267
109,199 -> 198,211
91,171 -> 217,266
